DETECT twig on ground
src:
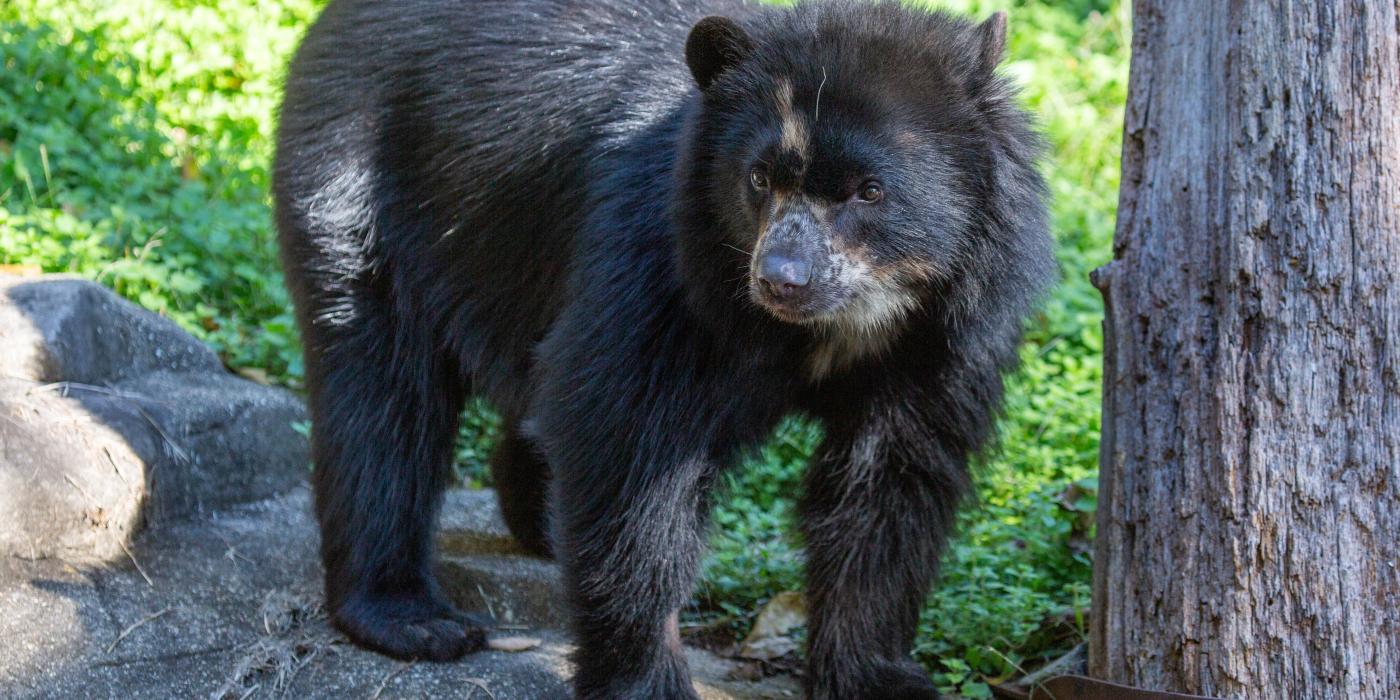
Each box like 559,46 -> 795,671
134,404 -> 190,464
104,446 -> 134,488
476,584 -> 496,620
62,474 -> 97,504
463,678 -> 496,699
117,539 -> 154,586
29,381 -> 190,463
105,606 -> 172,654
368,661 -> 415,700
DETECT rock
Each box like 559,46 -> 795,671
439,554 -> 563,628
438,488 -> 527,557
0,488 -> 800,699
0,377 -> 145,563
0,275 -> 309,560
736,591 -> 806,661
0,275 -> 223,384
437,488 -> 565,627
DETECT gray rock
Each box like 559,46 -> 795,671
0,275 -> 309,560
436,489 -> 564,627
437,488 -> 563,627
0,488 -> 800,699
439,554 -> 563,628
0,275 -> 223,385
0,377 -> 145,562
439,488 -> 526,556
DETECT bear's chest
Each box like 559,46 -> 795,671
804,324 -> 902,382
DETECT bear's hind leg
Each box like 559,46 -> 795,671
489,420 -> 553,558
305,300 -> 488,661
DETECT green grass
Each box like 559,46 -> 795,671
0,0 -> 1126,694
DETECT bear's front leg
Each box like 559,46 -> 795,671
531,267 -> 784,697
799,396 -> 973,700
539,401 -> 716,699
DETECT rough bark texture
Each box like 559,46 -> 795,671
1090,2 -> 1400,698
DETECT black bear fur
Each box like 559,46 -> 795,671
274,0 -> 1053,697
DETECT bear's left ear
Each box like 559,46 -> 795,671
975,11 -> 1008,74
686,16 -> 753,91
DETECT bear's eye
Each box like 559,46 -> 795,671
749,168 -> 770,191
857,181 -> 883,203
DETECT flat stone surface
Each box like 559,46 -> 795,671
439,553 -> 563,628
0,488 -> 800,699
438,489 -> 565,628
0,275 -> 309,560
439,488 -> 525,557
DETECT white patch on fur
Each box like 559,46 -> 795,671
301,159 -> 374,239
294,149 -> 379,328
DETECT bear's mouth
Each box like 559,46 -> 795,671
748,277 -> 850,324
758,302 -> 814,324
749,270 -> 924,343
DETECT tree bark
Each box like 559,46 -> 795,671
1090,2 -> 1400,698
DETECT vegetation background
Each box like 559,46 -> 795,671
0,0 -> 1126,696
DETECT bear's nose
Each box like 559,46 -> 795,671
758,254 -> 812,297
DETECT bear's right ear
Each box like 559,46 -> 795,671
686,16 -> 753,91
974,11 -> 1008,74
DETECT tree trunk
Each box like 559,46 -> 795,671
1089,2 -> 1400,698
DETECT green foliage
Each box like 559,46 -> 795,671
0,0 -> 1127,693
0,0 -> 319,382
453,398 -> 503,489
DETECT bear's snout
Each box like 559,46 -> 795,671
757,253 -> 812,297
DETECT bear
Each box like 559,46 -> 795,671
273,0 -> 1053,698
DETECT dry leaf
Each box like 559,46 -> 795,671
487,635 -> 541,653
181,154 -> 200,181
0,264 -> 43,277
236,367 -> 271,385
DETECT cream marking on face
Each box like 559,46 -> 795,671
773,79 -> 809,157
803,252 -> 922,382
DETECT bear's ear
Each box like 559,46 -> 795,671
975,11 -> 1008,74
686,16 -> 753,91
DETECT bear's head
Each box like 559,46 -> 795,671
677,1 -> 1045,359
